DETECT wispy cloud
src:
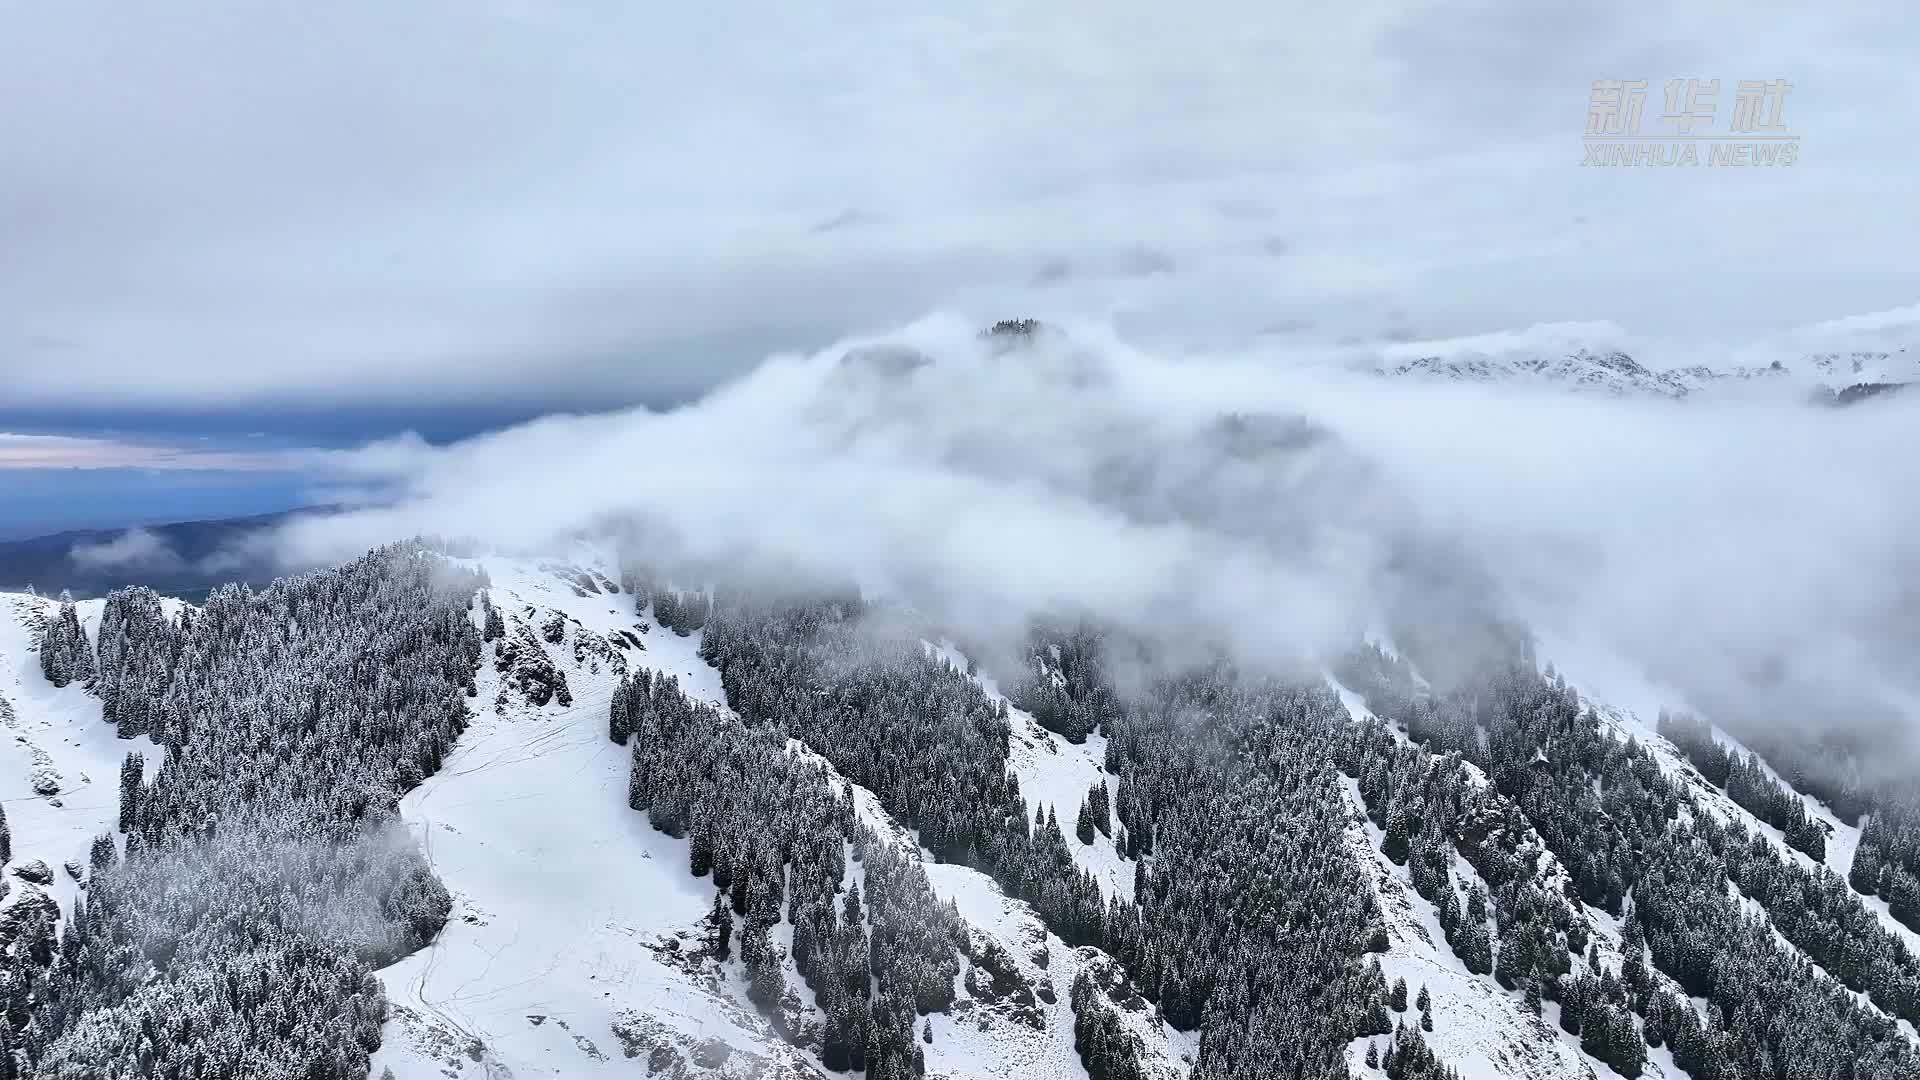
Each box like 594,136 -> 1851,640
69,527 -> 185,571
0,432 -> 315,471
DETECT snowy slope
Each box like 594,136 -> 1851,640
367,553 -> 823,1079
1533,632 -> 1920,1043
928,641 -> 1133,903
921,865 -> 1192,1080
372,556 -> 1184,1080
1533,633 -> 1915,944
1331,678 -> 1680,1080
0,593 -> 163,927
1337,772 -> 1584,1080
789,732 -> 1190,1080
1335,665 -> 1728,1080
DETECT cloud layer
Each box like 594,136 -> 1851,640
274,318 -> 1920,746
4,2 -> 1919,413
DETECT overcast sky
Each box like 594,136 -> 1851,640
3,1 -> 1917,529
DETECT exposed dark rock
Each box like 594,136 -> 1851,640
11,859 -> 53,885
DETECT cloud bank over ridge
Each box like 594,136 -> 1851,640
268,316 -> 1920,749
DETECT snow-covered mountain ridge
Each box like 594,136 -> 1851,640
3,547 -> 1916,1080
368,553 -> 1192,1080
1378,344 -> 1913,401
1361,308 -> 1920,400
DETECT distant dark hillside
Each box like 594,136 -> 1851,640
1832,381 -> 1909,405
0,507 -> 327,599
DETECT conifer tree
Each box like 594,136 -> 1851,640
117,752 -> 143,833
38,596 -> 94,689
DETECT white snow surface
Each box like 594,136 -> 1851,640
921,863 -> 1192,1080
0,593 -> 163,927
368,554 -> 822,1079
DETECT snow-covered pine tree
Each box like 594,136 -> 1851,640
38,595 -> 94,688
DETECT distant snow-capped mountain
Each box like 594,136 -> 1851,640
1383,347 -> 1703,398
1375,332 -> 1914,403
1354,307 -> 1920,401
